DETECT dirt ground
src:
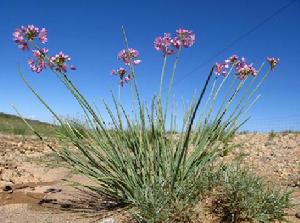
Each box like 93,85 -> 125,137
0,133 -> 299,223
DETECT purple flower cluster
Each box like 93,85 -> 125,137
267,57 -> 279,71
235,58 -> 258,80
154,28 -> 195,56
49,52 -> 76,73
173,28 -> 196,48
154,33 -> 175,56
214,55 -> 257,80
117,48 -> 141,66
13,25 -> 75,74
111,68 -> 132,87
112,48 -> 141,86
13,25 -> 47,51
214,62 -> 229,76
28,48 -> 48,73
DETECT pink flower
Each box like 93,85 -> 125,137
28,47 -> 48,73
111,67 -> 133,86
24,25 -> 39,42
117,48 -> 141,66
28,58 -> 42,73
215,55 -> 257,80
13,25 -> 48,51
173,28 -> 195,48
154,28 -> 195,56
13,28 -> 29,51
235,58 -> 257,79
266,57 -> 279,71
32,47 -> 48,57
133,59 -> 141,65
49,51 -> 73,73
228,54 -> 239,63
214,62 -> 229,76
112,67 -> 127,77
124,75 -> 131,82
39,28 -> 48,43
120,74 -> 133,87
112,48 -> 140,86
154,33 -> 176,56
17,42 -> 29,51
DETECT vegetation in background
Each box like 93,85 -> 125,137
214,164 -> 293,222
268,130 -> 277,139
0,112 -> 56,136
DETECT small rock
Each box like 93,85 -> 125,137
39,198 -> 57,204
61,203 -> 72,209
44,188 -> 62,193
99,218 -> 115,223
3,185 -> 13,193
295,212 -> 300,219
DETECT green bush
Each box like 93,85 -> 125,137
132,167 -> 220,222
12,126 -> 27,135
268,130 -> 276,139
218,164 -> 293,222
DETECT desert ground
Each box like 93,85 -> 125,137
0,132 -> 299,223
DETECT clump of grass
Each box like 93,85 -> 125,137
216,164 -> 293,222
12,126 -> 27,135
268,130 -> 276,139
132,167 -> 221,222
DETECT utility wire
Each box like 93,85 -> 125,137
175,0 -> 297,86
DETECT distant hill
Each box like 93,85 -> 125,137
0,112 -> 56,136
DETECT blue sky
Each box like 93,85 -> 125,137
0,0 -> 299,131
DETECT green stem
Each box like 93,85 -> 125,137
120,26 -> 138,122
159,56 -> 168,97
118,84 -> 121,101
164,47 -> 182,124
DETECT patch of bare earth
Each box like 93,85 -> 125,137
0,133 -> 299,222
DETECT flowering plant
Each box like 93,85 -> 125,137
13,25 -> 76,74
13,25 -> 281,222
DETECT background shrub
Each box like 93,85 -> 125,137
217,164 -> 293,222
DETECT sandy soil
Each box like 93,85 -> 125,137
0,133 -> 299,223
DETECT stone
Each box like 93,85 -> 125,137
295,212 -> 300,219
61,203 -> 72,209
99,218 -> 115,223
2,184 -> 13,193
38,198 -> 58,205
44,187 -> 62,193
